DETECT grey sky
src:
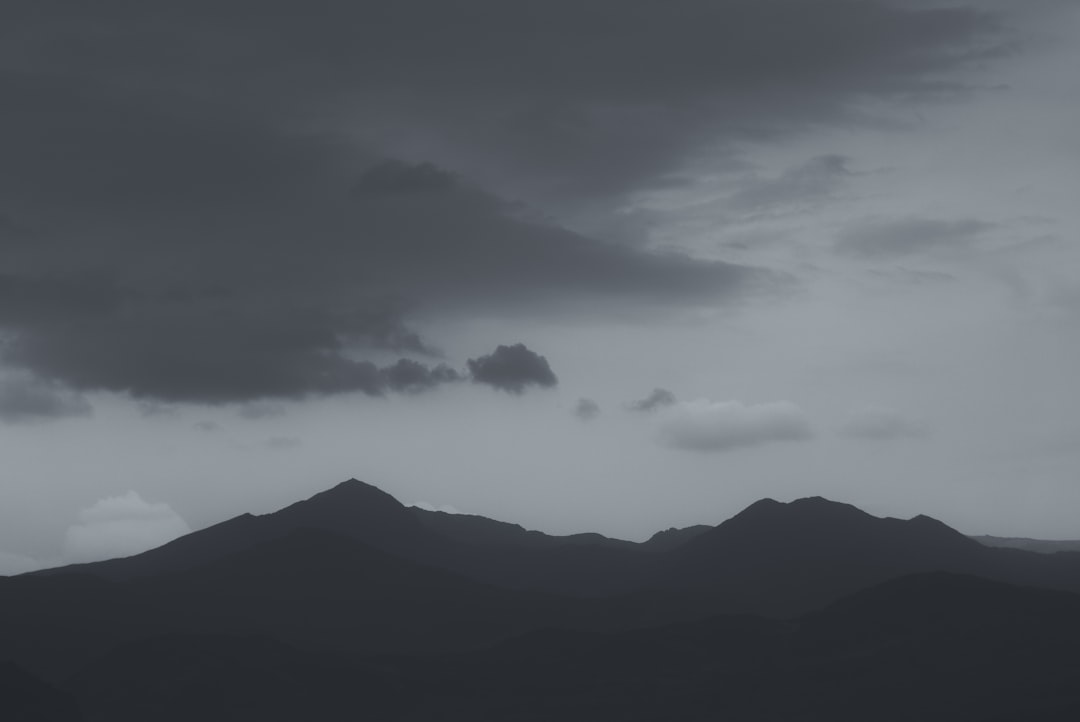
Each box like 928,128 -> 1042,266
1,0 -> 1078,571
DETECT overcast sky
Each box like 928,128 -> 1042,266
2,0 -> 1078,573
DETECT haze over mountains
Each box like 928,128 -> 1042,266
3,478 -> 1080,720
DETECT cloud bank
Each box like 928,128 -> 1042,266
658,399 -> 814,452
0,374 -> 92,423
836,218 -> 996,258
0,0 -> 1006,405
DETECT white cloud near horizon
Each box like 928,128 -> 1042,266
63,491 -> 192,563
0,550 -> 42,576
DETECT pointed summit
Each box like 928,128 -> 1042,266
266,478 -> 433,557
300,478 -> 404,508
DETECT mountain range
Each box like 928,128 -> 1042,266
3,478 -> 1080,721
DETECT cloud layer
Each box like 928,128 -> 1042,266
0,374 -> 92,423
836,218 -> 996,258
658,400 -> 814,452
0,0 -> 1005,404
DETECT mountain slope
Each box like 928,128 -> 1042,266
47,479 -> 443,582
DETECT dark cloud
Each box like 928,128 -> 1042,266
467,344 -> 557,394
1,2 -> 1003,206
574,398 -> 601,421
0,375 -> 92,423
836,218 -> 996,258
629,388 -> 678,413
353,161 -> 458,197
0,1 -> 1009,403
382,359 -> 463,393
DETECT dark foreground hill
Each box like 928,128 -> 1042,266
11,573 -> 1080,722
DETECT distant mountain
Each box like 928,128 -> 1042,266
655,496 -> 1080,616
45,479 -> 443,581
972,534 -> 1080,554
641,524 -> 713,552
410,507 -> 640,551
28,481 -> 1080,610
35,479 -> 667,596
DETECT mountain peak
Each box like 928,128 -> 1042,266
264,478 -> 434,557
297,478 -> 405,509
688,494 -> 973,558
730,496 -> 869,526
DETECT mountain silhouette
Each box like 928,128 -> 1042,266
41,479 -> 663,596
10,475 -> 1080,719
48,479 -> 442,581
652,495 -> 1007,615
27,480 -> 1080,608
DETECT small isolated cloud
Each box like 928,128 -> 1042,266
574,398 -> 601,421
0,550 -> 42,576
658,399 -> 814,452
193,420 -> 220,432
840,407 -> 930,441
836,217 -> 995,258
0,374 -> 92,423
629,388 -> 678,413
467,344 -> 557,394
63,491 -> 192,563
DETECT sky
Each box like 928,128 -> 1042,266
2,0 -> 1079,573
